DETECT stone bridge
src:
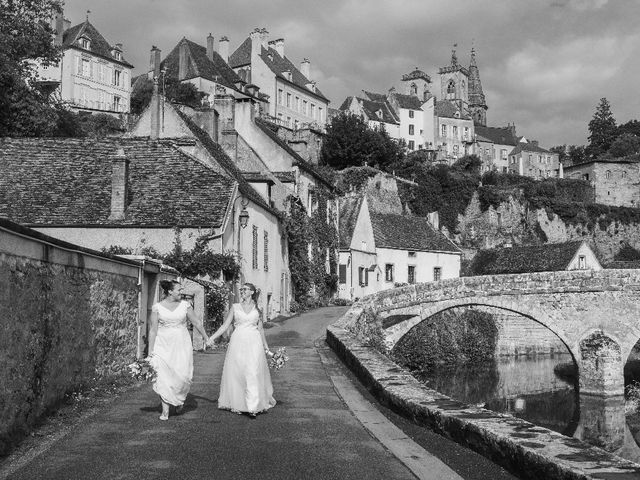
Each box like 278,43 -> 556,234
337,270 -> 640,396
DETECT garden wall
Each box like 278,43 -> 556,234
0,219 -> 173,455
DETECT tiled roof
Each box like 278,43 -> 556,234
474,126 -> 518,146
229,37 -> 328,102
62,21 -> 133,68
341,96 -> 398,125
174,110 -> 278,215
393,93 -> 423,110
435,100 -> 470,120
339,195 -> 363,249
370,213 -> 461,253
0,138 -> 234,227
509,142 -> 553,155
469,241 -> 587,275
161,38 -> 244,91
564,155 -> 640,168
254,118 -> 334,190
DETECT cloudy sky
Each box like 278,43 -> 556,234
63,0 -> 640,147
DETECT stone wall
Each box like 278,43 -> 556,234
494,312 -> 567,356
0,221 -> 151,455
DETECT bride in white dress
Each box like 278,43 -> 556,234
207,282 -> 276,418
148,280 -> 209,420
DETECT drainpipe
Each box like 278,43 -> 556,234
136,258 -> 145,359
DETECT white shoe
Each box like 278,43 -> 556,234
159,414 -> 169,421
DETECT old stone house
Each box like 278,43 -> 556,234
564,157 -> 640,207
36,7 -> 133,114
0,135 -> 289,318
507,138 -> 562,179
475,124 -> 519,173
338,173 -> 461,301
228,28 -> 330,129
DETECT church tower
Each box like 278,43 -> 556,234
468,47 -> 488,127
400,67 -> 432,101
438,44 -> 469,112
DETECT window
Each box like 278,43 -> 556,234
114,51 -> 121,61
295,96 -> 300,110
408,251 -> 416,257
287,116 -> 291,126
252,225 -> 258,269
606,170 -> 611,179
263,231 -> 269,271
113,69 -> 121,87
501,149 -> 507,159
82,58 -> 91,77
385,264 -> 394,282
441,124 -> 446,136
578,255 -> 586,269
361,241 -> 367,250
410,83 -> 417,95
409,124 -> 414,135
433,267 -> 442,281
453,144 -> 459,154
302,100 -> 307,115
277,89 -> 283,105
408,140 -> 415,150
464,127 -> 469,140
113,95 -> 121,111
310,103 -> 316,119
80,37 -> 90,50
318,107 -> 324,123
358,267 -> 369,286
286,92 -> 291,108
294,119 -> 299,130
453,126 -> 458,136
409,110 -> 414,118
408,266 -> 416,284
447,80 -> 455,95
623,171 -> 628,178
339,264 -> 347,284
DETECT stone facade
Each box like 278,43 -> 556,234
564,159 -> 640,207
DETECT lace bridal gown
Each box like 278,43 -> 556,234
218,303 -> 276,415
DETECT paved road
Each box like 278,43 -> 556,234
2,306 -> 517,480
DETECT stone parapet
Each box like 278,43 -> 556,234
326,323 -> 640,480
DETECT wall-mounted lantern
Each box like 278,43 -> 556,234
239,208 -> 249,228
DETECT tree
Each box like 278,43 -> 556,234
608,133 -> 640,158
587,98 -> 617,159
452,154 -> 482,174
550,145 -> 568,164
0,0 -> 63,136
320,113 -> 404,170
568,145 -> 587,165
130,76 -> 206,115
617,120 -> 640,139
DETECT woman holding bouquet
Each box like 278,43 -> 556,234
148,280 -> 209,420
207,282 -> 276,418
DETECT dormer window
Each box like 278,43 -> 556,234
377,109 -> 383,118
113,50 -> 121,61
283,70 -> 292,81
80,37 -> 90,50
454,111 -> 460,118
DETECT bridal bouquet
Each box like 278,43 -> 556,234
128,358 -> 157,382
267,347 -> 289,370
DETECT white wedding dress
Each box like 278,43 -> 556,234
218,303 -> 276,414
150,301 -> 193,407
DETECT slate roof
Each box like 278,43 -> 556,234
339,195 -> 364,249
0,138 -> 234,227
370,213 -> 461,253
340,96 -> 398,125
62,21 -> 133,68
363,91 -> 389,103
254,118 -> 334,190
435,100 -> 470,120
161,38 -> 244,92
509,142 -> 553,156
468,241 -> 588,275
229,37 -> 328,102
475,126 -> 518,146
174,110 -> 278,215
394,93 -> 423,110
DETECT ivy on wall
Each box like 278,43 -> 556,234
284,190 -> 338,309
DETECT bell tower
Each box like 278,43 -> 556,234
438,44 -> 469,112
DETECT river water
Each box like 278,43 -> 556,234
415,355 -> 640,463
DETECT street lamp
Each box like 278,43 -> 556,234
239,208 -> 249,228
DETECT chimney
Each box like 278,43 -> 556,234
218,36 -> 229,62
150,78 -> 161,140
250,28 -> 262,59
149,45 -> 161,79
206,33 -> 215,61
531,140 -> 539,147
300,58 -> 310,79
178,39 -> 188,80
54,8 -> 64,46
109,148 -> 129,221
269,38 -> 284,57
259,28 -> 269,47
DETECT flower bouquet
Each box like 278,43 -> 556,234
266,347 -> 289,370
127,358 -> 157,382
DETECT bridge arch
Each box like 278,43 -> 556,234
385,297 -> 578,361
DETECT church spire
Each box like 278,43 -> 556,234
468,47 -> 488,126
451,43 -> 458,67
